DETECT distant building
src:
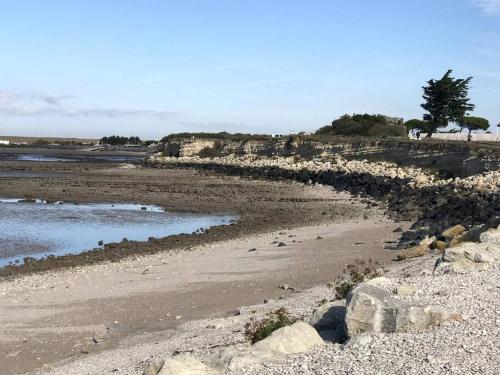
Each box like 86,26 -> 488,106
0,140 -> 10,145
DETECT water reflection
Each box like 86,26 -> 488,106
0,200 -> 236,265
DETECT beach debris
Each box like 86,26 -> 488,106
278,284 -> 296,292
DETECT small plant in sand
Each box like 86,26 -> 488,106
244,308 -> 298,344
329,259 -> 381,300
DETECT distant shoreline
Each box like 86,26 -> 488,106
0,146 -> 146,157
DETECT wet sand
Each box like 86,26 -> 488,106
0,154 -> 406,373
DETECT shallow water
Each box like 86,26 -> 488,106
0,200 -> 236,265
0,171 -> 63,178
0,153 -> 143,162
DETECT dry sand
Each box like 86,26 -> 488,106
0,219 -> 405,374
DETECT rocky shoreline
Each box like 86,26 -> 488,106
145,154 -> 500,249
57,153 -> 498,375
3,153 -> 499,374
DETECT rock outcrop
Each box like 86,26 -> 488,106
345,283 -> 461,335
435,226 -> 500,274
218,322 -> 323,371
144,154 -> 500,246
158,354 -> 218,375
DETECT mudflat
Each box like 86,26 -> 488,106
0,157 -> 382,276
0,155 -> 405,374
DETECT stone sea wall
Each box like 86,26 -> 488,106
161,137 -> 500,178
144,154 -> 500,249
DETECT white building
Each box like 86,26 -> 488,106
0,140 -> 10,145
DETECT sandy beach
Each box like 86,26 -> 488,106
0,155 -> 406,373
1,219 -> 405,374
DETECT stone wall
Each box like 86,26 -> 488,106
161,138 -> 500,178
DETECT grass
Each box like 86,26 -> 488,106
244,308 -> 298,344
329,259 -> 381,299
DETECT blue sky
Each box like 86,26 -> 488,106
1,0 -> 499,138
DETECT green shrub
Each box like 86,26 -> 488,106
316,114 -> 407,138
198,141 -> 223,158
330,259 -> 381,299
161,132 -> 271,143
296,141 -> 321,160
244,308 -> 298,344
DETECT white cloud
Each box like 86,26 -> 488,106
0,89 -> 178,118
472,0 -> 500,15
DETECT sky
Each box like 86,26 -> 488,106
1,0 -> 499,139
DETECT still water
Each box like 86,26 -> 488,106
0,153 -> 143,162
0,199 -> 236,266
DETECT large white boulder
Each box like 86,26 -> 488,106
442,242 -> 494,263
345,283 -> 461,336
309,300 -> 346,330
480,228 -> 500,247
219,321 -> 323,371
436,240 -> 500,274
345,283 -> 401,334
158,354 -> 219,375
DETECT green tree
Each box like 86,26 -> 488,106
458,116 -> 490,135
404,119 -> 433,134
315,114 -> 406,138
421,70 -> 475,137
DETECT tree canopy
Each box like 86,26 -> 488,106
421,70 -> 475,137
316,114 -> 406,138
404,119 -> 433,134
100,135 -> 142,145
457,116 -> 490,135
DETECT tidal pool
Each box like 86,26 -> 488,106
0,199 -> 236,266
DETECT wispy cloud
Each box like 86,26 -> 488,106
0,90 -> 177,118
472,0 -> 500,15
